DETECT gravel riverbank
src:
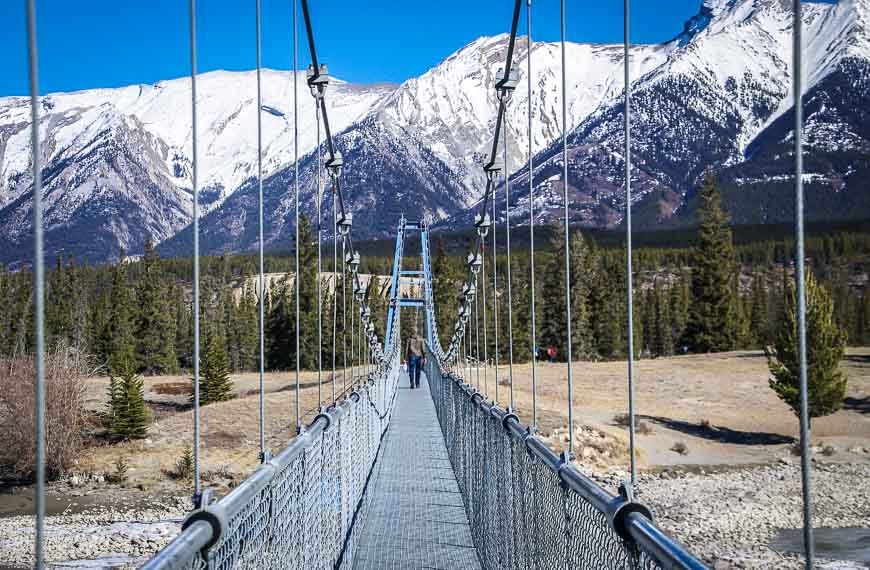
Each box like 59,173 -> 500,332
625,462 -> 870,569
1,463 -> 867,569
0,498 -> 187,568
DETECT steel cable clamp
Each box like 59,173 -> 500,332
608,480 -> 654,543
182,489 -> 227,553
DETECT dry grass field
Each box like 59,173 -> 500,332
492,348 -> 870,469
75,349 -> 870,491
77,367 -> 368,490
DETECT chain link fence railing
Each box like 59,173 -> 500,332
424,355 -> 708,570
142,321 -> 402,570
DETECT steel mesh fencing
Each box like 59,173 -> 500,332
424,355 -> 708,570
143,322 -> 402,570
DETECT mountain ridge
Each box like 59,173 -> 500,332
1,0 -> 867,264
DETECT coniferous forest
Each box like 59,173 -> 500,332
1,188 -> 869,374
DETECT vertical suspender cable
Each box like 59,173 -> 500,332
316,105 -> 323,410
624,0 -> 638,488
341,237 -> 347,392
293,0 -> 301,432
474,284 -> 481,389
350,278 -> 355,384
526,0 -> 538,429
491,193 -> 500,404
561,0 -> 575,457
793,1 -> 814,566
481,243 -> 489,397
188,0 -> 202,498
332,189 -> 338,404
25,1 -> 45,565
504,113 -> 516,411
255,0 -> 267,459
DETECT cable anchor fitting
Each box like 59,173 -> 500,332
307,64 -> 329,100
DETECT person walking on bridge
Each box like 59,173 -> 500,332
405,331 -> 425,389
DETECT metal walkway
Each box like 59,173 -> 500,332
352,371 -> 482,570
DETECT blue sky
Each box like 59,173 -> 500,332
2,0 -> 703,97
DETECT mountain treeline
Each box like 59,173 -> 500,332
0,214 -> 391,376
1,188 -> 868,372
431,172 -> 870,363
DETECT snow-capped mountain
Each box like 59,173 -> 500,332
1,0 -> 868,264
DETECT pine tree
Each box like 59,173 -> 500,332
196,327 -> 234,405
670,271 -> 691,354
652,280 -> 674,357
568,231 -> 592,358
432,239 -> 460,349
684,170 -> 739,353
748,272 -> 770,348
539,230 -> 568,359
135,239 -> 178,374
266,275 -> 292,370
767,269 -> 848,424
295,214 -> 320,370
107,257 -> 136,373
106,358 -> 149,440
858,291 -> 870,346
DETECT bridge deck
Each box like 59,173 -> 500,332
352,372 -> 481,570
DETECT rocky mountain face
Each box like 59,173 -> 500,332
1,0 -> 868,264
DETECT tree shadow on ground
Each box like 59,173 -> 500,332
641,415 -> 794,445
844,396 -> 870,415
843,354 -> 870,366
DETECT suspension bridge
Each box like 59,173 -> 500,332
20,0 -> 819,568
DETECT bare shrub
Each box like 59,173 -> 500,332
202,463 -> 233,482
636,421 -> 653,435
0,345 -> 87,480
670,441 -> 689,456
613,413 -> 653,434
613,413 -> 631,427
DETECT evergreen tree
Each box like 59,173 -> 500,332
767,269 -> 848,424
106,358 -> 149,439
539,229 -> 568,359
196,326 -> 234,405
135,239 -> 178,374
107,257 -> 136,373
238,282 -> 259,370
670,271 -> 691,353
266,276 -> 292,370
568,232 -> 592,358
432,239 -> 460,348
294,214 -> 320,370
684,170 -> 739,352
652,280 -> 674,357
858,291 -> 870,346
748,272 -> 770,348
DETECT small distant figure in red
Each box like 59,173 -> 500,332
546,346 -> 557,363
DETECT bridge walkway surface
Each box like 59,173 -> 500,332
352,371 -> 482,570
